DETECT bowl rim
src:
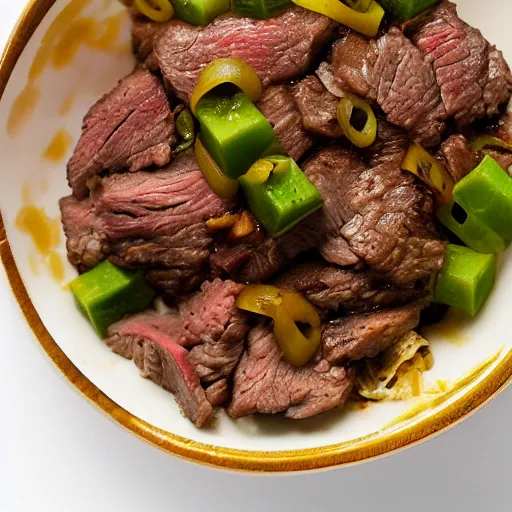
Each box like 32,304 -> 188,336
1,0 -> 512,473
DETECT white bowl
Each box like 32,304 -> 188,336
1,0 -> 511,472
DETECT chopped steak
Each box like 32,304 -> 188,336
180,279 -> 249,382
210,245 -> 254,277
67,68 -> 175,198
154,8 -> 337,100
294,76 -> 343,138
106,322 -> 213,428
93,155 -> 231,294
333,28 -> 445,146
304,147 -> 445,286
277,263 -> 426,313
131,15 -> 170,70
366,119 -> 409,167
316,61 -> 348,98
59,196 -> 104,272
228,322 -> 356,420
322,303 -> 423,365
411,1 -> 512,126
205,379 -> 230,407
256,85 -> 314,161
436,134 -> 477,183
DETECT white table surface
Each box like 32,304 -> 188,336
1,2 -> 511,511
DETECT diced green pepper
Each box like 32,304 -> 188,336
70,261 -> 156,339
172,0 -> 231,25
240,156 -> 323,237
232,0 -> 292,19
434,245 -> 496,317
196,91 -> 277,179
378,0 -> 439,20
437,156 -> 512,254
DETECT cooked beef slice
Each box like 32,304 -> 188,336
106,322 -> 213,428
67,68 -> 175,198
322,303 -> 422,364
131,15 -> 170,70
411,1 -> 512,127
436,134 -> 477,183
256,85 -> 314,162
304,147 -> 445,287
154,8 -> 337,100
293,76 -> 343,138
210,245 -> 254,277
332,29 -> 445,146
228,322 -> 356,420
316,61 -> 348,98
365,119 -> 409,167
180,279 -> 250,382
205,379 -> 230,407
111,279 -> 249,383
93,155 -> 231,294
59,196 -> 104,271
277,263 -> 425,313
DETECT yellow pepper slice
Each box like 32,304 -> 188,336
337,93 -> 377,149
242,156 -> 290,185
194,138 -> 239,200
402,143 -> 455,204
346,0 -> 373,12
470,134 -> 512,153
134,0 -> 174,22
291,0 -> 384,38
190,58 -> 263,115
236,285 -> 322,367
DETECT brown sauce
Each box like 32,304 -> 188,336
42,129 -> 73,162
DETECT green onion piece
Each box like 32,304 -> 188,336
437,156 -> 512,254
196,90 -> 278,179
70,261 -> 156,339
434,245 -> 496,317
231,0 -> 292,19
378,0 -> 440,20
240,156 -> 323,237
337,93 -> 377,149
172,0 -> 231,25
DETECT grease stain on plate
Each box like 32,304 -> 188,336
15,184 -> 64,282
7,0 -> 128,138
42,129 -> 73,162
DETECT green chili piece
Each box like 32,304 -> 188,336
231,0 -> 292,19
434,245 -> 497,317
172,0 -> 230,25
70,261 -> 156,339
240,156 -> 323,237
378,0 -> 440,20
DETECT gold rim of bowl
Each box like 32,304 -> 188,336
1,0 -> 511,473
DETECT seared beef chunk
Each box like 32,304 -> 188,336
59,196 -> 104,271
332,2 -> 512,146
303,147 -> 445,287
131,15 -> 170,70
436,134 -> 477,183
411,1 -> 512,126
110,279 -> 249,384
205,379 -> 230,407
93,156 -> 231,294
366,119 -> 409,167
256,85 -> 314,161
180,280 -> 250,382
106,322 -> 213,428
333,29 -> 445,146
210,245 -> 254,277
154,8 -> 337,100
228,322 -> 356,420
277,263 -> 425,313
322,303 -> 422,365
293,76 -> 343,138
68,68 -> 175,198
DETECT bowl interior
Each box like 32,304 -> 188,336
0,0 -> 511,461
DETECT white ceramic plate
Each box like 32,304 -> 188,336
1,0 -> 511,472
